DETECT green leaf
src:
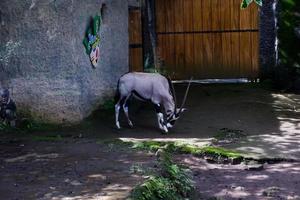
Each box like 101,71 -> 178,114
83,38 -> 91,54
241,0 -> 253,9
254,0 -> 262,6
93,15 -> 102,35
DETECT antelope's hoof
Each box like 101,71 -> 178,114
162,126 -> 168,134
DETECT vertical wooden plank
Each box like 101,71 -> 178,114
157,35 -> 166,67
174,0 -> 184,32
173,0 -> 185,78
193,34 -> 203,78
164,0 -> 175,76
231,32 -> 240,78
249,3 -> 258,79
231,0 -> 240,30
129,9 -> 143,72
129,10 -> 142,44
183,0 -> 194,32
211,0 -> 222,77
129,48 -> 143,72
165,34 -> 176,75
251,32 -> 259,78
155,0 -> 166,68
202,0 -> 212,31
202,33 -> 213,77
218,0 -> 231,78
222,33 -> 232,78
212,32 -> 223,77
211,0 -> 221,31
240,1 -> 252,30
183,0 -> 194,78
250,2 -> 259,30
221,0 -> 231,30
239,32 -> 252,77
240,0 -> 253,78
193,0 -> 202,31
184,34 -> 194,78
165,0 -> 175,32
155,0 -> 166,33
193,0 -> 202,78
174,34 -> 185,79
231,0 -> 240,77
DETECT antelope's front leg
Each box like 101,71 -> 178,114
155,104 -> 168,133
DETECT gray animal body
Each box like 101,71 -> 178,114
115,72 -> 191,133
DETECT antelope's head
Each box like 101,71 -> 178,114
166,78 -> 192,128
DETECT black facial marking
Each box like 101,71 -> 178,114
169,120 -> 176,126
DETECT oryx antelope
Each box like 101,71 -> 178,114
114,72 -> 192,133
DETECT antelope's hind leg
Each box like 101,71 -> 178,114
115,97 -> 125,129
123,95 -> 133,128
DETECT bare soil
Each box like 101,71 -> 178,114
0,139 -> 157,200
1,84 -> 300,200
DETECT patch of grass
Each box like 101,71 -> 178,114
101,99 -> 115,111
0,122 -> 15,132
19,120 -> 60,132
199,146 -> 242,159
0,118 -> 61,134
130,176 -> 179,200
30,134 -> 63,142
129,152 -> 194,200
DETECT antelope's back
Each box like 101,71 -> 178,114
119,72 -> 169,98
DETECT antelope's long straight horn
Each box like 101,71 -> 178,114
168,76 -> 177,112
178,77 -> 193,113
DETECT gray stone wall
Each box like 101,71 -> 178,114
0,0 -> 129,124
260,0 -> 278,79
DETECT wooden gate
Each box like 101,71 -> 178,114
155,0 -> 259,79
129,7 -> 144,72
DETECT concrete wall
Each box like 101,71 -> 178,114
0,0 -> 129,124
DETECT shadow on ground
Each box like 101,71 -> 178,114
1,83 -> 300,200
0,140 -> 157,200
88,83 -> 300,160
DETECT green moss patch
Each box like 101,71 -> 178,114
99,139 -> 244,164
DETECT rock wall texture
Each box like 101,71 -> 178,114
0,0 -> 129,124
260,0 -> 278,79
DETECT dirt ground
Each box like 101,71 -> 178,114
1,84 -> 300,200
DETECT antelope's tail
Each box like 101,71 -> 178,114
114,79 -> 121,104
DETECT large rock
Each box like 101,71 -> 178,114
0,0 -> 129,123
